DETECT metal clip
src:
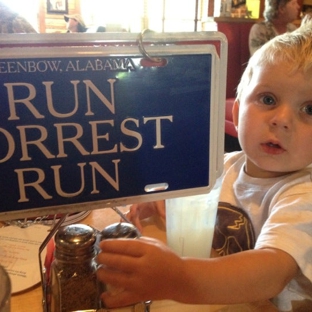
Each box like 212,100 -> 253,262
137,29 -> 163,64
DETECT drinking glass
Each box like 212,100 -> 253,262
165,177 -> 222,258
0,265 -> 11,312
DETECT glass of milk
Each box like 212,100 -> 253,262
165,177 -> 222,258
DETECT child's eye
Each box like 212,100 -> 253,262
303,104 -> 312,116
260,95 -> 275,106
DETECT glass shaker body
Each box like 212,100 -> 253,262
50,224 -> 100,312
99,222 -> 144,310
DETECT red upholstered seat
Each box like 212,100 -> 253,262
225,98 -> 237,138
216,20 -> 254,142
216,20 -> 254,99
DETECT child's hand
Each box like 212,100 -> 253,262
125,200 -> 166,232
96,236 -> 184,308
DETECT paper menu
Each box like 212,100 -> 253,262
0,224 -> 49,293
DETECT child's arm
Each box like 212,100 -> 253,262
96,237 -> 298,308
125,200 -> 166,232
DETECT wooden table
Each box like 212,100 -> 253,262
10,207 -> 278,312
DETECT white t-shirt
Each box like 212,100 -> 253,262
213,151 -> 312,311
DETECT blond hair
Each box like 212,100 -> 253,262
237,22 -> 312,100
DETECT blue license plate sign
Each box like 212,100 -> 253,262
0,33 -> 226,219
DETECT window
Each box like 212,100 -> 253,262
2,0 -> 39,32
81,0 -> 210,32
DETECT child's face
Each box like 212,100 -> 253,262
233,62 -> 312,178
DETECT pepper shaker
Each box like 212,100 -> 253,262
50,224 -> 100,312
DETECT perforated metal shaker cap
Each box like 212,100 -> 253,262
54,224 -> 96,258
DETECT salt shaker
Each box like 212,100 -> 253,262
50,224 -> 100,312
100,222 -> 152,312
100,222 -> 140,240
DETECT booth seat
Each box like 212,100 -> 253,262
216,18 -> 256,150
225,97 -> 237,137
224,97 -> 241,152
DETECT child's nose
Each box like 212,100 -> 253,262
270,105 -> 293,130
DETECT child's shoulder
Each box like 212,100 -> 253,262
223,152 -> 312,180
224,151 -> 245,168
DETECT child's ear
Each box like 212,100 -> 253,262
232,99 -> 239,129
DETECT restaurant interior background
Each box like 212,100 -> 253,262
1,0 -> 309,153
2,0 -> 309,154
2,0 -> 310,35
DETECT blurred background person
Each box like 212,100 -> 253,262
249,0 -> 299,55
0,0 -> 37,33
64,14 -> 87,33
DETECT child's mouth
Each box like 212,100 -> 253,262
261,142 -> 285,154
267,142 -> 281,148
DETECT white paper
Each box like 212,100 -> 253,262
0,224 -> 49,293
